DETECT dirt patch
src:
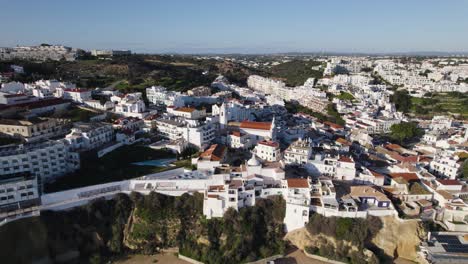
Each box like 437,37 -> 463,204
113,253 -> 189,264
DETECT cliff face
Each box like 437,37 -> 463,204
286,216 -> 426,263
372,216 -> 425,262
123,207 -> 183,252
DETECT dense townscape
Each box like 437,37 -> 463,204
0,45 -> 467,264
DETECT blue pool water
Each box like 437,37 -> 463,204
132,158 -> 176,167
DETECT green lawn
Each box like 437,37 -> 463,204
336,92 -> 355,101
54,106 -> 101,122
45,145 -> 181,193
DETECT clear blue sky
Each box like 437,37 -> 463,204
1,0 -> 467,53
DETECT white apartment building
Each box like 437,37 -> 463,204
55,88 -> 92,103
64,122 -> 114,151
84,99 -> 115,111
0,173 -> 39,213
32,88 -> 54,98
429,153 -> 462,180
156,118 -> 185,140
146,86 -> 171,105
430,116 -> 452,131
355,117 -> 401,134
183,118 -> 217,149
0,92 -> 38,105
254,140 -> 281,162
113,93 -> 146,117
0,141 -> 80,183
0,45 -> 78,61
188,86 -> 211,96
1,82 -> 26,94
167,106 -> 206,120
306,154 -> 356,181
0,117 -> 69,142
247,75 -> 286,94
284,138 -> 312,165
227,131 -> 252,149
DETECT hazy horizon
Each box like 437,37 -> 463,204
1,0 -> 468,54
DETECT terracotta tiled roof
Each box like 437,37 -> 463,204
8,98 -> 70,109
388,172 -> 420,182
3,93 -> 26,98
437,179 -> 462,186
240,121 -> 271,130
208,185 -> 225,192
199,144 -> 226,162
323,121 -> 344,130
338,156 -> 353,163
336,137 -> 351,146
64,88 -> 89,93
175,107 -> 196,113
385,143 -> 402,151
369,170 -> 385,178
287,178 -> 309,188
258,140 -> 279,148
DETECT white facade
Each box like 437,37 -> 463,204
254,140 -> 281,162
55,88 -> 92,103
84,100 -> 115,111
284,138 -> 312,165
0,174 -> 39,212
429,153 -> 462,180
0,141 -> 80,183
64,122 -> 114,151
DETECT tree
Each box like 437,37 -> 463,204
462,160 -> 468,179
391,90 -> 412,113
389,122 -> 423,144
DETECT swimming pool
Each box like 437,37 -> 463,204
132,158 -> 176,167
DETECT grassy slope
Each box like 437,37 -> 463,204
268,60 -> 324,86
410,92 -> 468,119
45,145 -> 177,193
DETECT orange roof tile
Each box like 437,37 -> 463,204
175,107 -> 196,113
199,144 -> 226,162
240,121 -> 271,130
437,179 -> 462,186
287,178 -> 309,188
388,172 -> 420,182
338,156 -> 353,163
336,137 -> 351,146
258,140 -> 279,148
323,121 -> 344,129
385,143 -> 402,151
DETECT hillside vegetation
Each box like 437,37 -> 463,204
268,60 -> 324,86
0,192 -> 286,264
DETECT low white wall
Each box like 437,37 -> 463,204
304,250 -> 346,264
41,181 -> 130,206
311,206 -> 396,218
97,142 -> 124,158
178,254 -> 204,264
